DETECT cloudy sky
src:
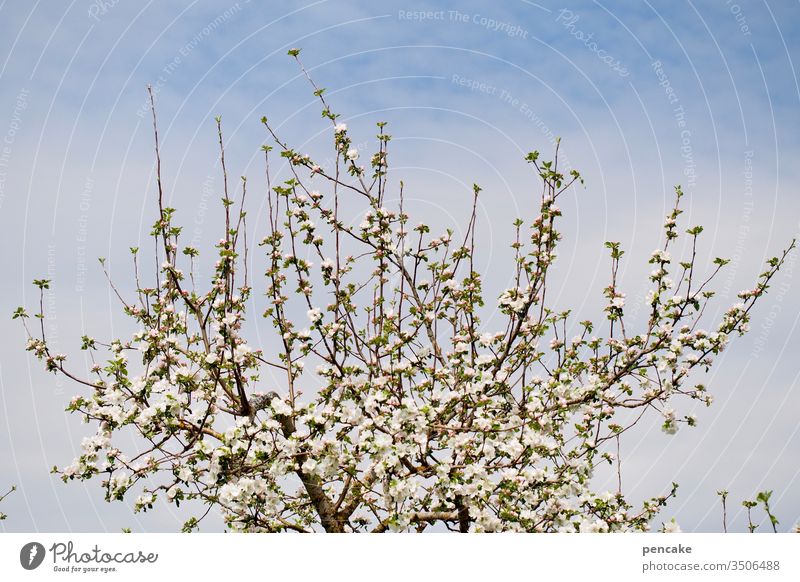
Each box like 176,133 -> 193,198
1,0 -> 798,532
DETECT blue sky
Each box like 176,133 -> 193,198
1,0 -> 799,532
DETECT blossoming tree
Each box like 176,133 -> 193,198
16,52 -> 794,532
